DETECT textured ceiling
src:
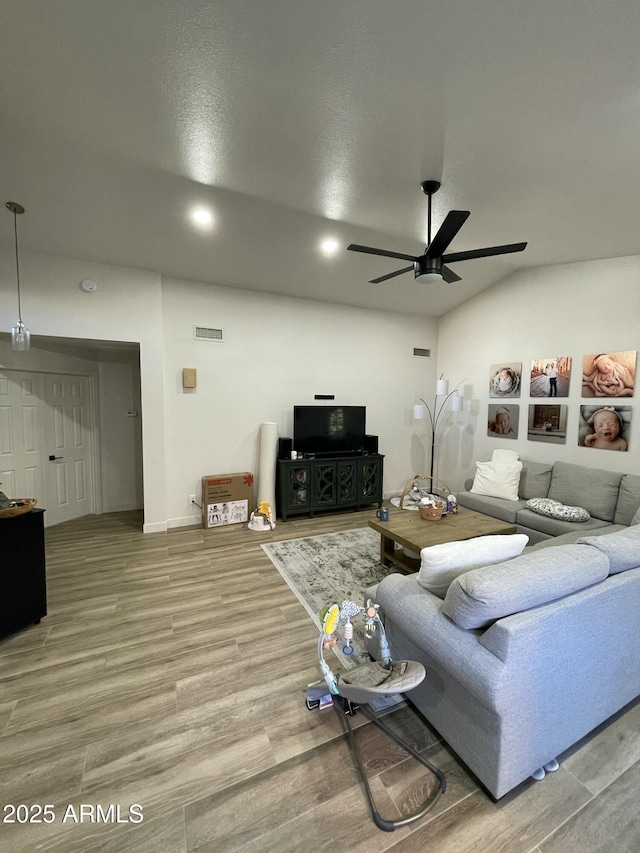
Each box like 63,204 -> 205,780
2,1 -> 640,317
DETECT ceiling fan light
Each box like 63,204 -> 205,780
416,271 -> 443,284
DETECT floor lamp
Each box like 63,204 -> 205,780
413,377 -> 463,481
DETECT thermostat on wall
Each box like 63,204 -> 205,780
81,279 -> 98,292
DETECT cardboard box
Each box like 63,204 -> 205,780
202,472 -> 254,529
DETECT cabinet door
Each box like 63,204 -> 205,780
358,457 -> 382,504
336,459 -> 358,506
280,463 -> 312,515
312,461 -> 337,509
0,509 -> 47,637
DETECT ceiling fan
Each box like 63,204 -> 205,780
347,181 -> 527,285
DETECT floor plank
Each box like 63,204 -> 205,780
1,508 -> 638,853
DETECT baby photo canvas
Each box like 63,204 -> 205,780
489,362 -> 521,398
578,405 -> 631,451
488,404 -> 519,439
582,351 -> 636,398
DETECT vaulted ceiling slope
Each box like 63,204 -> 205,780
2,2 -> 639,317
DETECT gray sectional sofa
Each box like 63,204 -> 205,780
457,459 -> 640,545
370,524 -> 640,799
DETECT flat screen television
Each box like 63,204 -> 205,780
293,405 -> 366,455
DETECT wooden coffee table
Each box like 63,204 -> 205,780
369,505 -> 517,573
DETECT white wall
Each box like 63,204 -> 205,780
437,254 -> 640,492
97,351 -> 143,513
6,247 -> 638,527
161,278 -> 439,526
1,248 -> 441,529
0,249 -> 165,530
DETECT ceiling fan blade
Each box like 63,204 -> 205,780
425,211 -> 470,258
347,243 -> 417,262
370,265 -> 414,284
443,242 -> 527,264
442,265 -> 462,284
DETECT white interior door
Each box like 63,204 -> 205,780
43,374 -> 95,525
0,371 -> 47,506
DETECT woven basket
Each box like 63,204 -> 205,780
419,501 -> 446,521
0,498 -> 37,519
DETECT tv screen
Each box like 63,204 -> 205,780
293,406 -> 366,455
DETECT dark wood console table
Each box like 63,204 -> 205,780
277,454 -> 384,520
0,508 -> 47,638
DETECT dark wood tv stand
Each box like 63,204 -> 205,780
276,454 -> 384,521
1,508 -> 47,638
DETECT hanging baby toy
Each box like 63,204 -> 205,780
306,598 -> 446,831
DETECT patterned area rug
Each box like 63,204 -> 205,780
262,527 -> 397,666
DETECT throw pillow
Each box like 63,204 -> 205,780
442,545 -> 610,630
417,533 -> 529,598
470,460 -> 523,502
577,525 -> 640,574
612,474 -> 640,525
491,449 -> 520,464
632,505 -> 640,526
526,497 -> 590,523
518,460 -> 554,500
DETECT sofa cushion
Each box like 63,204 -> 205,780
457,491 -> 525,524
471,460 -> 523,501
530,524 -> 625,550
577,525 -> 640,574
441,545 -> 610,630
417,533 -> 529,598
515,508 -> 611,538
525,497 -> 590,523
518,460 -> 553,500
613,474 -> 640,526
547,461 -> 623,522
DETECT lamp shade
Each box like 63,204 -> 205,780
451,394 -> 463,412
413,403 -> 426,420
11,320 -> 30,351
436,379 -> 449,396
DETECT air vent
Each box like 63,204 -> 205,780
413,347 -> 431,358
194,326 -> 223,342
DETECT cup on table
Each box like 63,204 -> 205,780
376,507 -> 389,521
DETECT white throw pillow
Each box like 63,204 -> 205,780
417,533 -> 529,598
491,449 -> 520,464
470,460 -> 523,501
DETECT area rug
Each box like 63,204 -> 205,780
261,527 -> 397,666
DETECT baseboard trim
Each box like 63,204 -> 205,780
143,520 -> 168,533
167,515 -> 203,530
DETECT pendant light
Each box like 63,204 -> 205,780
6,201 -> 30,351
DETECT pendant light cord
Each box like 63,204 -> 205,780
13,208 -> 23,322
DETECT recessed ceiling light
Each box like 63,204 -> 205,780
190,206 -> 214,227
320,238 -> 339,256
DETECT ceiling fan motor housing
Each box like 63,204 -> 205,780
415,255 -> 442,282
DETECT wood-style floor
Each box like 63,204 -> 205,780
1,509 -> 639,852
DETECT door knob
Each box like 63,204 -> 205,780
48,455 -> 64,461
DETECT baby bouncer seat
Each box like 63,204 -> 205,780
307,600 -> 446,832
